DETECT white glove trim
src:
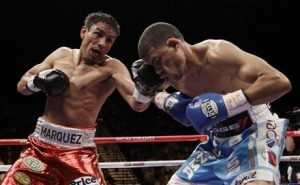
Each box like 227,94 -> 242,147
222,89 -> 251,117
133,88 -> 152,103
154,92 -> 170,110
37,69 -> 55,78
26,75 -> 41,92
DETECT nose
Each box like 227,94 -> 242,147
97,37 -> 106,47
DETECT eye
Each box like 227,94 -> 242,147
152,58 -> 160,67
94,31 -> 104,37
106,38 -> 113,43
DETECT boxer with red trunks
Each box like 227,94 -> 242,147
1,12 -> 148,185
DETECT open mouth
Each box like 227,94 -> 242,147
91,48 -> 101,57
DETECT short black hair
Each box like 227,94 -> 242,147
138,22 -> 184,58
84,11 -> 120,37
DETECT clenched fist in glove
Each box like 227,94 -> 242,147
131,59 -> 164,103
26,69 -> 69,96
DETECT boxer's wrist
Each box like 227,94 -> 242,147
222,89 -> 250,117
153,92 -> 169,110
26,75 -> 41,93
133,88 -> 153,103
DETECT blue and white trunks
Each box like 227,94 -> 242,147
168,104 -> 288,185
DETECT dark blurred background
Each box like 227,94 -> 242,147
0,0 -> 299,184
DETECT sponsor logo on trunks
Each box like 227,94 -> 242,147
40,125 -> 83,144
265,120 -> 278,144
22,156 -> 45,171
201,99 -> 218,119
212,122 -> 240,133
181,151 -> 216,179
228,135 -> 242,147
234,171 -> 256,185
227,155 -> 240,175
266,139 -> 275,148
70,176 -> 99,185
13,171 -> 31,185
261,149 -> 277,166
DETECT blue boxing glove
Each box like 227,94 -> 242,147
186,89 -> 251,133
154,92 -> 192,127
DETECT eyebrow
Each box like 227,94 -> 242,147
94,28 -> 116,38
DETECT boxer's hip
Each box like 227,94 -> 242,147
213,104 -> 278,138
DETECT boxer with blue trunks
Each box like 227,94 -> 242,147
167,104 -> 288,185
131,22 -> 292,184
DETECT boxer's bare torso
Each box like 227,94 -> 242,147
17,21 -> 148,127
18,47 -> 142,127
145,39 -> 289,106
43,48 -> 119,126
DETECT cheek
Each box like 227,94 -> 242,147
177,52 -> 185,62
175,54 -> 185,70
80,41 -> 90,53
104,43 -> 113,51
170,56 -> 182,68
82,38 -> 94,48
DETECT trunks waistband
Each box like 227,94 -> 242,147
248,104 -> 278,122
33,117 -> 96,148
213,104 -> 277,138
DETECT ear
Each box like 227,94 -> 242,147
166,38 -> 180,50
80,26 -> 87,39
